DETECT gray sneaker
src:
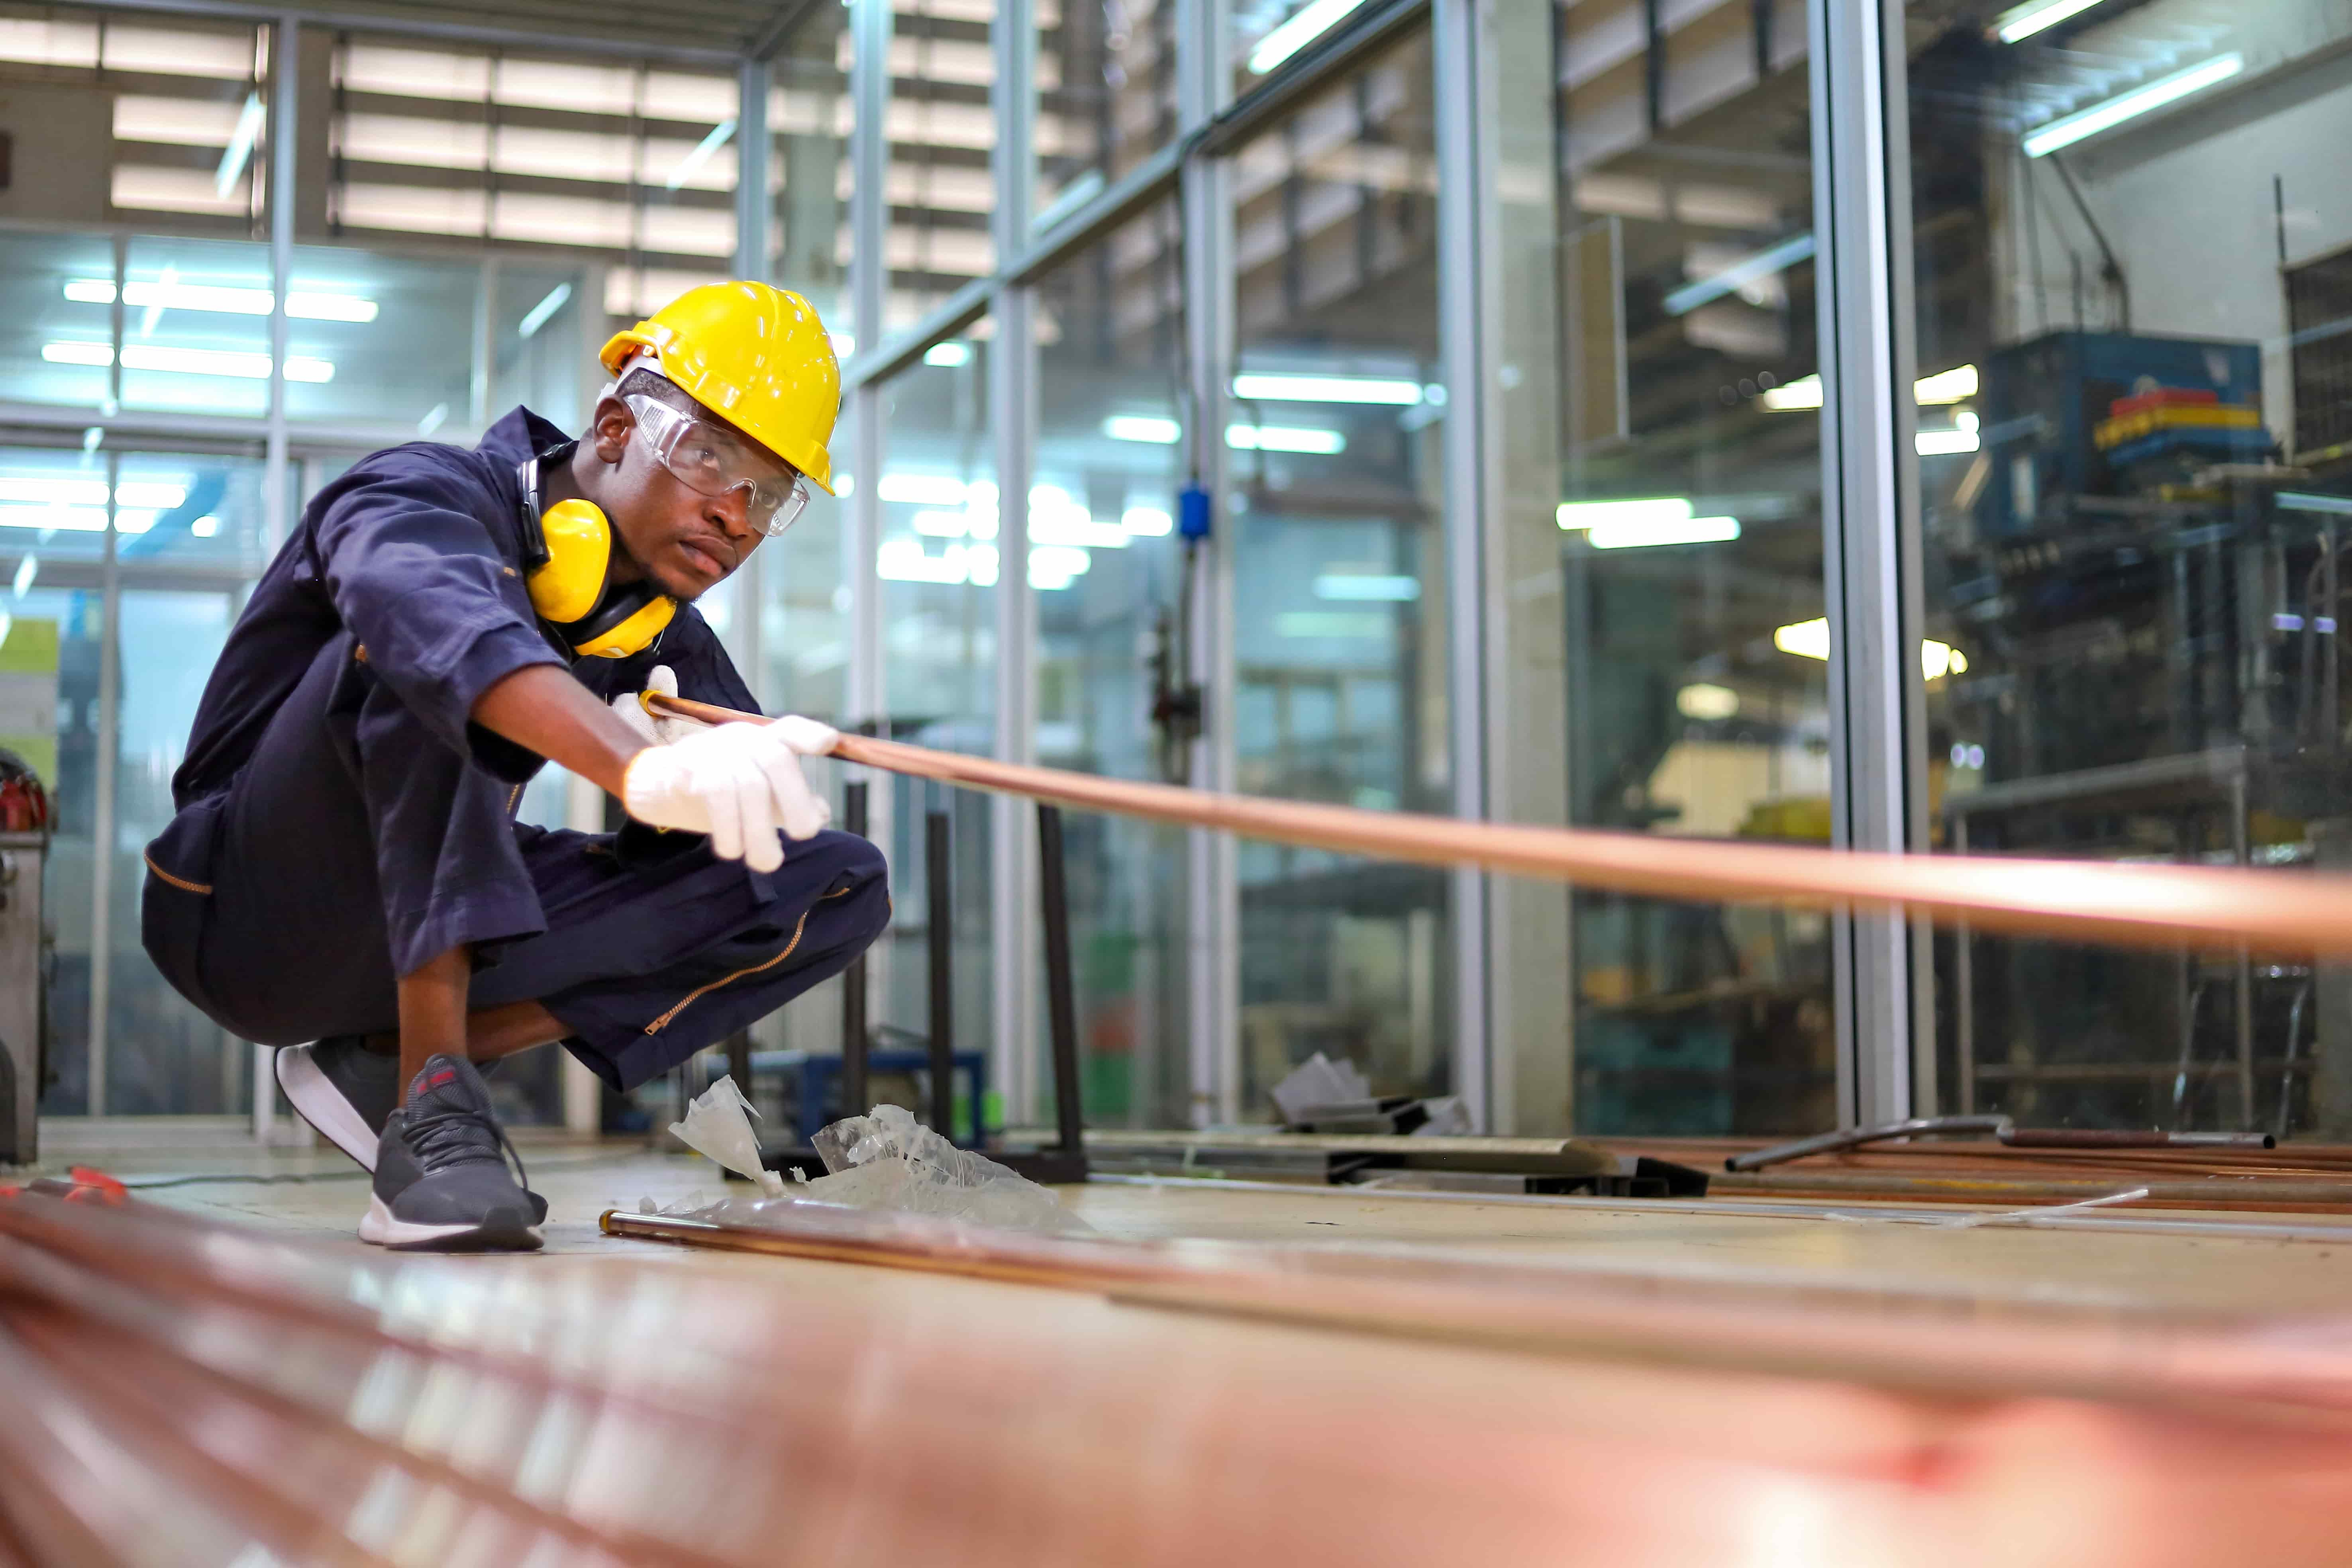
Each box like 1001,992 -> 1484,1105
359,1055 -> 543,1252
277,1036 -> 400,1169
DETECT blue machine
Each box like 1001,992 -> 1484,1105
1976,330 -> 2267,541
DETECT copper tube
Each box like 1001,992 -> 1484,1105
598,1205 -> 2352,1417
653,693 -> 2352,956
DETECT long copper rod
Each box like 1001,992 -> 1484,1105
650,692 -> 2352,956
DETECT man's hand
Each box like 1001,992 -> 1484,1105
620,719 -> 837,873
608,665 -> 713,746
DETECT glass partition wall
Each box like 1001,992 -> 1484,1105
1901,0 -> 2352,1137
10,0 -> 2326,1141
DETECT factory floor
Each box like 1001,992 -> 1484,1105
28,1114 -> 2352,1318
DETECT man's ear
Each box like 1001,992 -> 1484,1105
588,396 -> 634,465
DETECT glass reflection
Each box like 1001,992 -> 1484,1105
1037,202 -> 1188,1126
1230,33 -> 1450,1116
1906,0 -> 2346,1134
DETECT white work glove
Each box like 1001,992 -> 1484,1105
620,716 -> 840,873
608,665 -> 712,746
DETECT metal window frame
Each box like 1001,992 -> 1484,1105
1811,0 -> 1926,1125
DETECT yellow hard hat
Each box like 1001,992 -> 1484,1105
599,281 -> 841,494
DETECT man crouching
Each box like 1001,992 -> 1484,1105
141,282 -> 888,1251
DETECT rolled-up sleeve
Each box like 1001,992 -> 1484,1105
311,452 -> 562,778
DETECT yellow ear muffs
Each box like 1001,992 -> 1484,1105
525,496 -> 678,659
527,498 -> 614,625
571,594 -> 676,659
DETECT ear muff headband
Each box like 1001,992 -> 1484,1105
516,451 -> 676,660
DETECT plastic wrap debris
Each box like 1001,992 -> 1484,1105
1269,1052 -> 1371,1125
654,1095 -> 1089,1234
805,1105 -> 1090,1232
667,1076 -> 785,1198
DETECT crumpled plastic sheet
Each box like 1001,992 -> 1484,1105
667,1076 -> 786,1198
653,1090 -> 1089,1235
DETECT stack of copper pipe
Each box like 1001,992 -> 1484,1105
8,1182 -> 2352,1566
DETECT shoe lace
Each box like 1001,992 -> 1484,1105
406,1101 -> 532,1192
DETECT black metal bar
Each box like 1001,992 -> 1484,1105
926,805 -> 956,1142
1643,0 -> 1664,134
1038,804 -> 1085,1156
841,780 -> 869,1121
724,1029 -> 752,1097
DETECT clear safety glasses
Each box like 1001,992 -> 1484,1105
625,394 -> 812,537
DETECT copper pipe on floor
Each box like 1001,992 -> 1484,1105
653,694 -> 2352,957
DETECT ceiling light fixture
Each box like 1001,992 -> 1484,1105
924,341 -> 973,368
42,342 -> 334,382
64,280 -> 379,322
1227,424 -> 1346,454
1664,232 -> 1816,317
1232,372 -> 1423,406
2023,53 -> 2244,158
517,282 -> 573,339
1992,0 -> 2109,45
1248,0 -> 1365,74
1775,618 -> 1969,678
667,118 -> 736,190
1557,496 -> 1693,531
1589,515 -> 1740,550
1104,415 -> 1181,444
214,91 -> 265,196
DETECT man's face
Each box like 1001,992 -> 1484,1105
585,392 -> 797,602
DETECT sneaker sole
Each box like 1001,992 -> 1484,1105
276,1045 -> 382,1172
358,1194 -> 543,1252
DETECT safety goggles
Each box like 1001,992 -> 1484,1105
625,394 -> 812,537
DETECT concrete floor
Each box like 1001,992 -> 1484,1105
27,1115 -> 2352,1319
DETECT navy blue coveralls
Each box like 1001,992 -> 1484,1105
140,408 -> 889,1092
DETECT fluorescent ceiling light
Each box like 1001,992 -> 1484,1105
1232,372 -> 1423,406
911,509 -> 968,537
1228,423 -> 1346,455
1122,506 -> 1173,536
1664,232 -> 1816,317
1030,486 -> 1131,549
1759,365 -> 1979,412
518,282 -> 573,339
1914,365 -> 1979,404
924,341 -> 973,368
877,473 -> 971,506
43,341 -> 334,382
1315,573 -> 1420,602
1676,683 -> 1739,721
1030,543 -> 1093,589
1248,0 -> 1364,74
191,514 -> 220,537
214,91 -> 264,196
1589,515 -> 1740,550
1557,496 -> 1692,531
1104,415 -> 1181,444
1917,429 -> 1980,456
667,117 -> 735,190
2023,53 -> 2243,158
64,279 -> 379,321
1775,617 -> 1969,677
1774,617 -> 1831,660
1993,0 -> 2109,45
